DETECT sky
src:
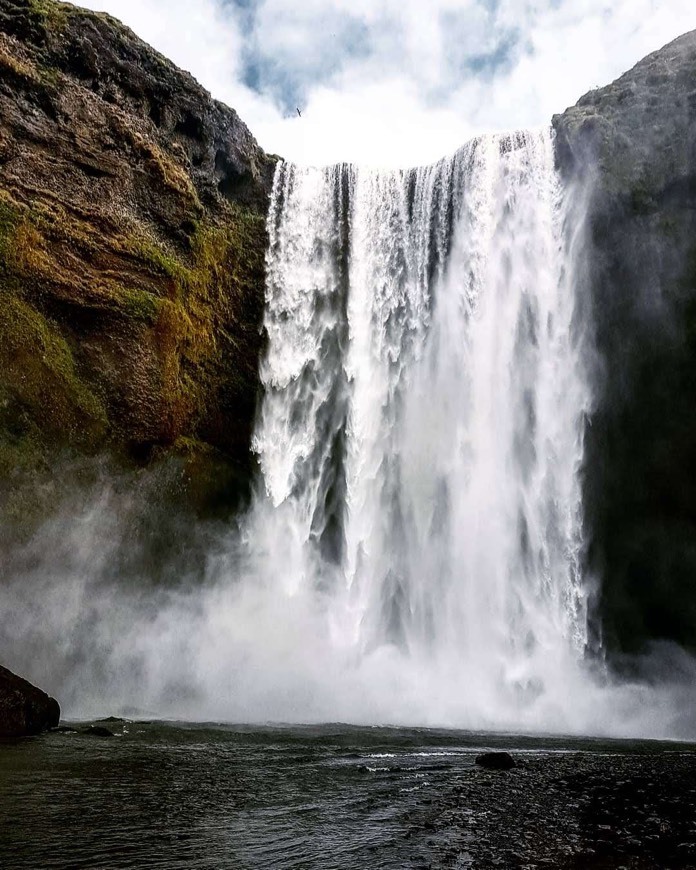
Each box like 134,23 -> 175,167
78,0 -> 696,167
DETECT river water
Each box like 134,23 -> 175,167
1,723 -> 695,869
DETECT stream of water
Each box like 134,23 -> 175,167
246,128 -> 592,727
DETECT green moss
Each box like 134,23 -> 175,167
0,430 -> 44,478
0,42 -> 41,84
171,435 -> 213,455
37,62 -> 60,88
0,293 -> 107,434
0,291 -> 108,532
0,182 -> 266,484
0,196 -> 21,265
27,0 -> 68,31
127,234 -> 191,285
119,287 -> 162,324
116,205 -> 266,439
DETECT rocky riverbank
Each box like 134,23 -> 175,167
1,723 -> 694,868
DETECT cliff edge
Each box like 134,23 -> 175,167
0,0 -> 276,522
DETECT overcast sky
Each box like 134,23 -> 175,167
79,0 -> 695,167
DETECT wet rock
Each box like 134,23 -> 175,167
553,30 -> 696,657
82,725 -> 116,737
0,665 -> 60,737
475,752 -> 516,770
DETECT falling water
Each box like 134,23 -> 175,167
248,128 -> 594,726
6,129 -> 696,736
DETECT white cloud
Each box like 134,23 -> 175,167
78,0 -> 696,167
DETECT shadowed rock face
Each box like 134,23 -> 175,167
553,31 -> 696,657
0,664 -> 59,736
0,0 -> 276,523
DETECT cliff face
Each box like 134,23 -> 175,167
0,0 -> 276,522
553,32 -> 696,656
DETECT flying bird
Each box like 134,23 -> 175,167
296,107 -> 302,117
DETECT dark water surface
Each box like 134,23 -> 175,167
1,722 -> 695,869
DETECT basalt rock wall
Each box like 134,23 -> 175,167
554,31 -> 696,656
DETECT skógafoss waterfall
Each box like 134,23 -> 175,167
245,128 -> 594,726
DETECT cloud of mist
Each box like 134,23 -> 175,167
78,0 -> 696,166
2,470 -> 696,739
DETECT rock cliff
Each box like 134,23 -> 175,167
554,31 -> 696,656
0,0 -> 275,524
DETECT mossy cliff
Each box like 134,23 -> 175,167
0,0 -> 276,520
554,32 -> 696,657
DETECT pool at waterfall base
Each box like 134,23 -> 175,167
2,722 -> 695,869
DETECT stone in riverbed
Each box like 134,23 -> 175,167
82,725 -> 116,737
0,665 -> 60,738
475,752 -> 516,770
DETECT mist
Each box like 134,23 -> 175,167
2,461 -> 696,738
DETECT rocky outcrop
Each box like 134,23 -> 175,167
553,32 -> 696,656
0,0 -> 276,524
0,664 -> 60,736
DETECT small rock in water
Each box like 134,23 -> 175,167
82,725 -> 116,738
475,752 -> 516,770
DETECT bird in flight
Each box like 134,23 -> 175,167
296,107 -> 302,117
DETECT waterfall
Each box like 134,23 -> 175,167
247,127 -> 594,725
7,127 -> 694,737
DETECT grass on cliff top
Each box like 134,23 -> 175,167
26,0 -> 69,30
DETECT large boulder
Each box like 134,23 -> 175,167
0,665 -> 60,737
553,31 -> 696,657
